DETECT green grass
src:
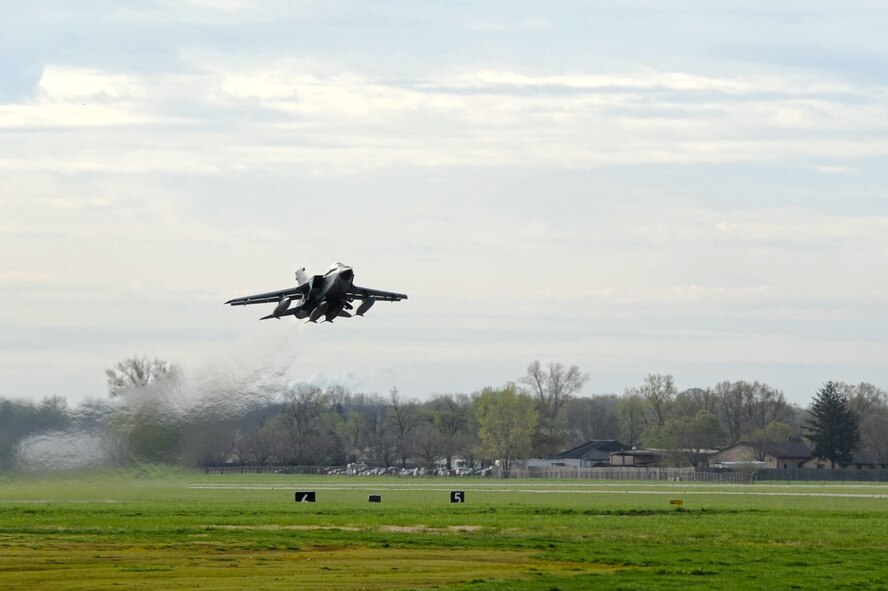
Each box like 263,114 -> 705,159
2,469 -> 888,589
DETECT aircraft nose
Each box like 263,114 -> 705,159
340,268 -> 354,281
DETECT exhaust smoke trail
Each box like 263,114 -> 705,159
13,324 -> 309,471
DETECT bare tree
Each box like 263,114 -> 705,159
639,373 -> 676,427
714,381 -> 791,444
747,422 -> 794,462
413,419 -> 444,468
840,383 -> 888,463
561,395 -> 622,446
860,406 -> 888,464
282,384 -> 325,464
106,356 -> 177,398
839,382 -> 887,417
673,388 -> 719,419
618,390 -> 647,448
232,419 -> 288,465
521,361 -> 588,422
355,394 -> 396,466
389,387 -> 421,468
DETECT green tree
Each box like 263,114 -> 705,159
429,394 -> 473,470
645,411 -> 725,466
617,392 -> 647,448
804,382 -> 860,467
475,385 -> 538,472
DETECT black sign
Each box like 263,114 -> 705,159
450,490 -> 465,503
295,491 -> 316,503
368,495 -> 382,503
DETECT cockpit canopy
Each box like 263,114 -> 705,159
325,262 -> 350,275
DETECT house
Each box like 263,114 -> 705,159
526,439 -> 628,468
800,453 -> 888,470
708,441 -> 813,469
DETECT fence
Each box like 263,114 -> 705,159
204,465 -> 888,483
205,465 -> 330,475
497,466 -> 753,483
753,468 -> 888,482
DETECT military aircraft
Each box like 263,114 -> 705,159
225,263 -> 407,323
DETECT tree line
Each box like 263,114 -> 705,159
1,357 -> 885,471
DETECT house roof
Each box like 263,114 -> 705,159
756,441 -> 812,459
553,440 -> 627,462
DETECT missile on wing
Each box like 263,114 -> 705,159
355,298 -> 375,316
308,301 -> 328,323
272,297 -> 291,318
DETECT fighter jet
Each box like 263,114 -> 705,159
224,263 -> 407,323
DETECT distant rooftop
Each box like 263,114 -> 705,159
553,440 -> 627,462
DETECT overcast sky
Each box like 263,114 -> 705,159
2,1 -> 888,407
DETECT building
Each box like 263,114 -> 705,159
526,439 -> 628,468
608,449 -> 663,467
708,441 -> 813,469
800,453 -> 888,470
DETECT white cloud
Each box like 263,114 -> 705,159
37,67 -> 147,100
0,103 -> 154,128
0,270 -> 53,283
2,61 -> 887,172
184,0 -> 257,12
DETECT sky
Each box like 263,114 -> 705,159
2,1 -> 888,407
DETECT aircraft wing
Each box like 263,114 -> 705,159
225,283 -> 310,306
347,284 -> 408,302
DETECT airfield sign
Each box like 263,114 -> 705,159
295,491 -> 317,503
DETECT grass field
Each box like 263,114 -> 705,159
2,468 -> 888,590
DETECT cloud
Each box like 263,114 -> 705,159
184,0 -> 257,12
463,18 -> 553,32
2,60 -> 886,174
0,270 -> 53,283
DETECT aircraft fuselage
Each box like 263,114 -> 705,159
302,265 -> 355,321
281,263 -> 355,322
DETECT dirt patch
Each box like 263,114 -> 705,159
380,525 -> 428,534
203,525 -> 361,532
379,525 -> 483,534
448,525 -> 483,532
